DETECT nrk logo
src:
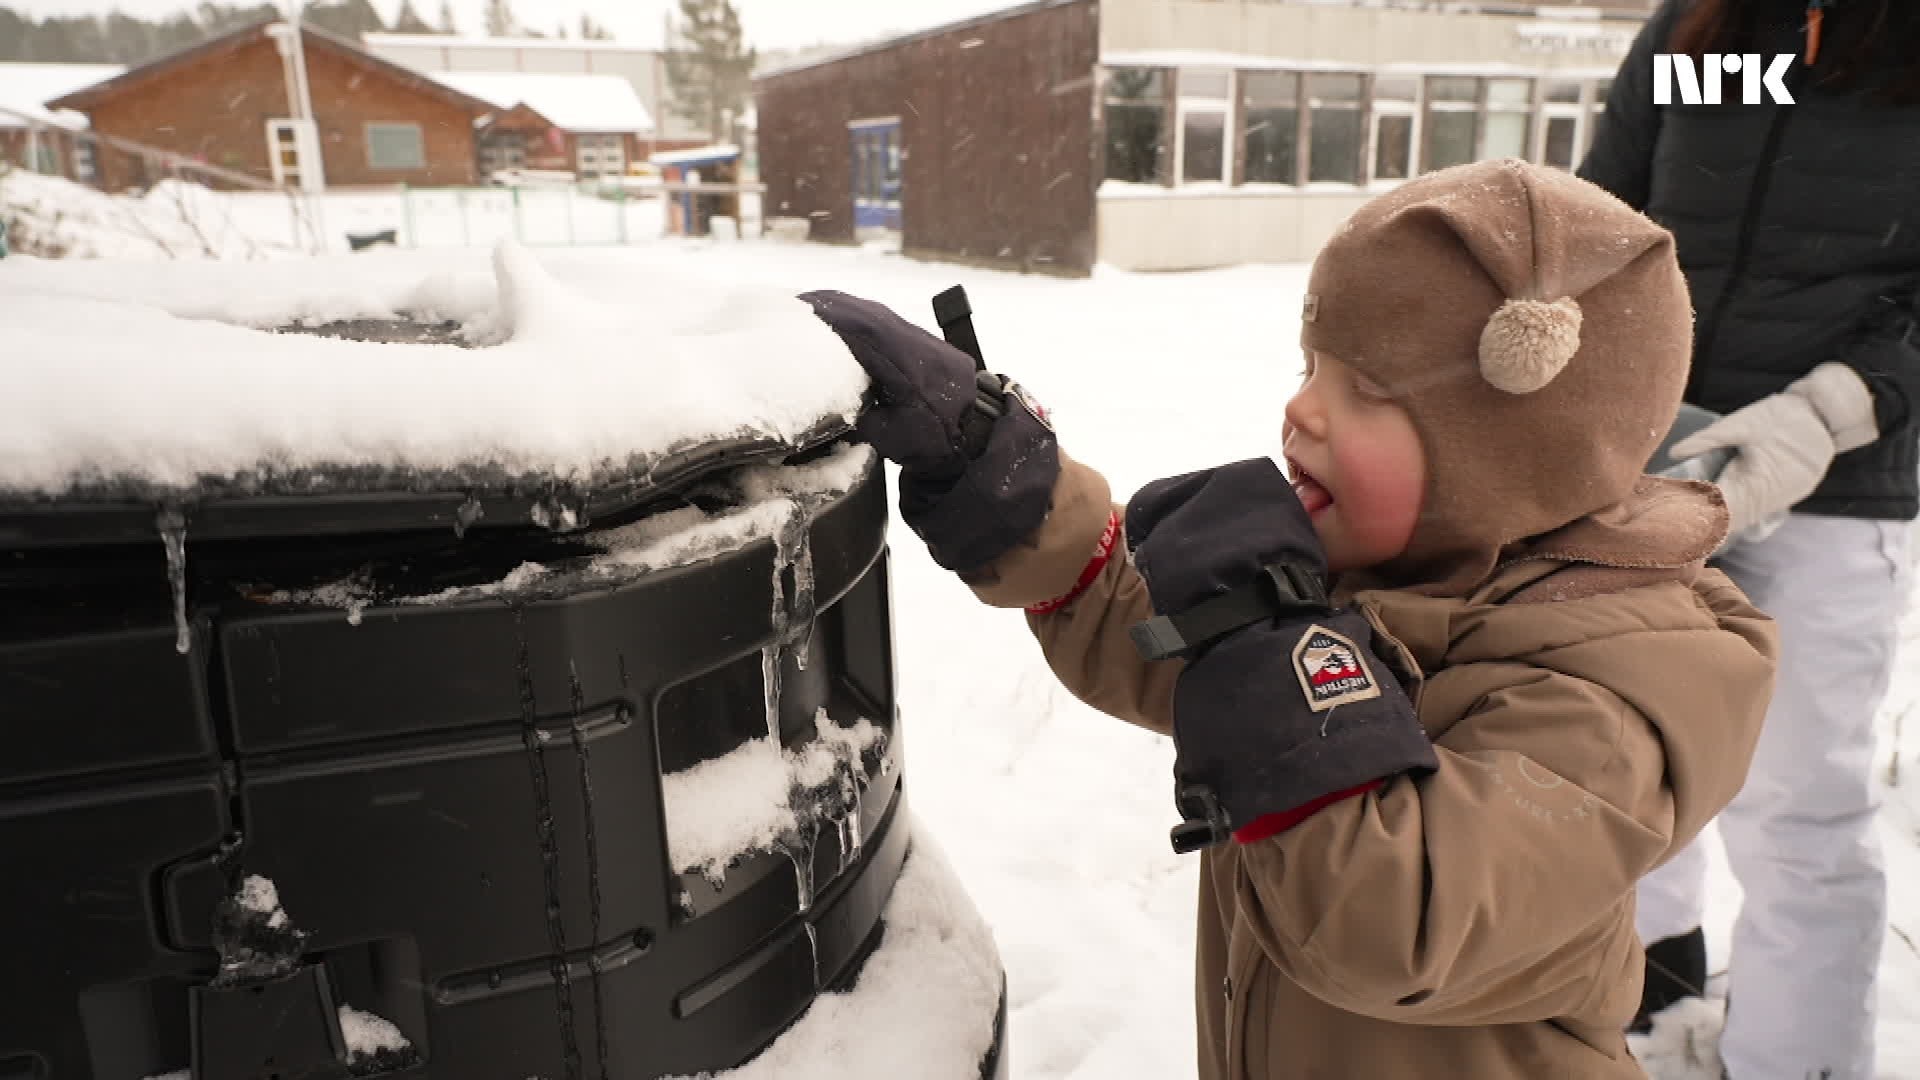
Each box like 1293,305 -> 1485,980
1292,625 -> 1382,713
1653,53 -> 1796,105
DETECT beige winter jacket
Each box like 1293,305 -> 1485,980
967,456 -> 1778,1080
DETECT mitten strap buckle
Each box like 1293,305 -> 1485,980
1170,782 -> 1233,854
1130,561 -> 1329,662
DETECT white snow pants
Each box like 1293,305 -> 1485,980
1635,513 -> 1912,1080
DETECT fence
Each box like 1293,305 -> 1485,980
0,103 -> 764,257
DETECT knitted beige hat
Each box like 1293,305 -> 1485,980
1300,159 -> 1696,587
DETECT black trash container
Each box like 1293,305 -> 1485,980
0,424 -> 1006,1080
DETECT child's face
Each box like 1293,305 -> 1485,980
1281,351 -> 1427,574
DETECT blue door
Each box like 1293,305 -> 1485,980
850,120 -> 902,232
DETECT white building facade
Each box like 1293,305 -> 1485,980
1096,0 -> 1646,270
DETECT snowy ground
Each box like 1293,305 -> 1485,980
0,169 -> 678,259
11,235 -> 1920,1078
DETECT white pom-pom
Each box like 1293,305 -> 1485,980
1478,297 -> 1582,395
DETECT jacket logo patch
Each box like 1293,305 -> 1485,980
1292,624 -> 1381,713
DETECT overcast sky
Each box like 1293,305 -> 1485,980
7,0 -> 1026,51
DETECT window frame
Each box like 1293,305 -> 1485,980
1238,69 -> 1302,187
1477,76 -> 1535,162
1368,73 -> 1421,186
365,122 -> 426,171
1174,67 -> 1234,187
1100,65 -> 1172,186
1302,71 -> 1368,187
1420,75 -> 1483,174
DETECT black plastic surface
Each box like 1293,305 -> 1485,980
0,420 -> 851,550
0,447 -> 982,1079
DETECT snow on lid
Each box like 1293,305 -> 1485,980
649,143 -> 742,167
434,71 -> 653,133
663,710 -> 887,882
0,242 -> 867,499
338,1004 -> 412,1060
663,826 -> 1002,1080
0,62 -> 123,128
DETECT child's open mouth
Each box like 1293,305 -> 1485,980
1287,460 -> 1334,517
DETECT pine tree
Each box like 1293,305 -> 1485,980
435,0 -> 457,34
664,0 -> 756,143
578,14 -> 614,40
392,0 -> 433,33
483,0 -> 518,37
303,0 -> 386,41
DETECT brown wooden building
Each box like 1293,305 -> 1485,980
754,0 -> 1656,275
48,19 -> 493,192
755,0 -> 1100,276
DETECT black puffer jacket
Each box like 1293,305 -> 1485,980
1581,0 -> 1920,519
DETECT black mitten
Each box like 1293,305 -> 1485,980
801,289 -> 1058,573
1126,458 -> 1438,853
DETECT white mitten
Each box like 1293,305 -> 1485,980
1670,363 -> 1879,537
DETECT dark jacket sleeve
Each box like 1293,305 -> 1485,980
1577,1 -> 1683,210
1839,280 -> 1920,438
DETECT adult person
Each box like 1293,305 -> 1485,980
1580,2 -> 1920,1077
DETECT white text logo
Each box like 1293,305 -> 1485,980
1653,53 -> 1795,105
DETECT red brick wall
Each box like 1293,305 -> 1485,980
83,32 -> 477,191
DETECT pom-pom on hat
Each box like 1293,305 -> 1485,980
1299,159 -> 1695,586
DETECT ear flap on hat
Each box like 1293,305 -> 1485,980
1479,297 -> 1582,394
1432,162 -> 1667,396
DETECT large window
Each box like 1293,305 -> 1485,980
1241,72 -> 1299,185
1103,65 -> 1616,191
1539,79 -> 1584,170
576,133 -> 626,179
1104,67 -> 1168,184
365,123 -> 425,170
1479,78 -> 1533,160
480,132 -> 526,176
1422,76 -> 1479,172
1371,75 -> 1417,182
1305,74 -> 1365,184
1178,68 -> 1231,185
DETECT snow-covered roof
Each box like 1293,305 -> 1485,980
0,62 -> 122,129
0,242 -> 864,499
650,144 -> 742,167
431,71 -> 653,133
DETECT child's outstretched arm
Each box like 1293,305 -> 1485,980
964,453 -> 1181,737
802,287 -> 1183,737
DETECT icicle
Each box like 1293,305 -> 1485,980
763,504 -> 793,745
779,820 -> 820,914
157,506 -> 190,654
803,921 -> 821,988
761,645 -> 784,745
453,495 -> 484,538
844,782 -> 865,865
789,516 -> 817,670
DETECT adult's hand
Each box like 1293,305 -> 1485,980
1671,363 -> 1878,536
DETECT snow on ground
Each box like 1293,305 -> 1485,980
14,235 -> 1920,1078
0,168 -> 302,259
0,169 -> 669,260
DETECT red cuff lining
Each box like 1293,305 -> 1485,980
1232,779 -> 1385,845
1026,509 -> 1123,615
